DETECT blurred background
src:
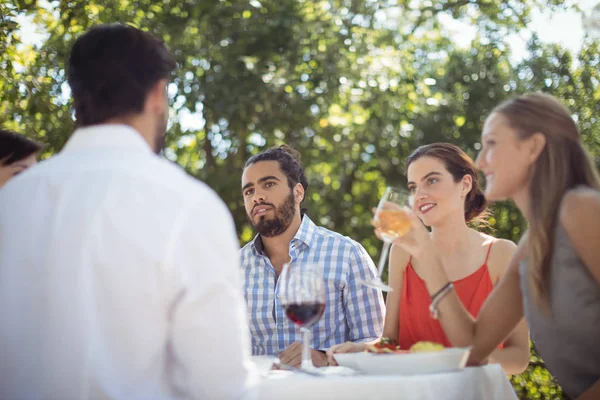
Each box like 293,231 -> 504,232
2,1 -> 599,398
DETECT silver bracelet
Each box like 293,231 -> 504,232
429,282 -> 454,320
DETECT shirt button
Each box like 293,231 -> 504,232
276,294 -> 280,298
278,325 -> 283,330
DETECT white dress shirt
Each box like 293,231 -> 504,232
0,125 -> 259,400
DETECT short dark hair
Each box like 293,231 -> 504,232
244,145 -> 309,213
0,129 -> 43,166
407,142 -> 489,224
67,24 -> 176,126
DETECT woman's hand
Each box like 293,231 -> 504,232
326,342 -> 368,366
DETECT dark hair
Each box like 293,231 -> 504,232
244,145 -> 309,214
0,129 -> 43,166
406,142 -> 489,224
67,24 -> 176,126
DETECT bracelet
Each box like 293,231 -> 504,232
430,282 -> 452,301
429,282 -> 454,320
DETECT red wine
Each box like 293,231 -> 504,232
284,302 -> 325,327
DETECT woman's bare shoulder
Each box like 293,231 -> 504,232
390,243 -> 411,268
560,187 -> 600,229
491,237 -> 517,253
481,234 -> 517,283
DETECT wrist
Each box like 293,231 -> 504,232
429,282 -> 454,319
314,349 -> 329,366
427,275 -> 451,297
315,349 -> 328,358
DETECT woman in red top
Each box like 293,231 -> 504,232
329,143 -> 529,374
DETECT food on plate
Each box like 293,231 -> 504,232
365,337 -> 407,354
365,339 -> 445,354
409,341 -> 444,353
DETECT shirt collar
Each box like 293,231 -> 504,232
61,124 -> 154,154
251,214 -> 318,255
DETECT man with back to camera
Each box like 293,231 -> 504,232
0,23 -> 258,399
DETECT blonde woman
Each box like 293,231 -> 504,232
388,93 -> 600,400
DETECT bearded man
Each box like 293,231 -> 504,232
240,145 -> 385,367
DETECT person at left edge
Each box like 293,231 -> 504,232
240,144 -> 385,367
0,129 -> 42,188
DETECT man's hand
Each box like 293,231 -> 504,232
278,342 -> 328,368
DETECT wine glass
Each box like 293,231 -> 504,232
359,186 -> 412,292
279,262 -> 326,371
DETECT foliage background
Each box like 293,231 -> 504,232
2,1 -> 598,398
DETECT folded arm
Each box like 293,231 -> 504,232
392,211 -> 526,366
421,240 -> 526,366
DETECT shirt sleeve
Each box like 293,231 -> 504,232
343,242 -> 386,343
163,192 -> 260,399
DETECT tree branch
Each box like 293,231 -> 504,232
405,0 -> 472,40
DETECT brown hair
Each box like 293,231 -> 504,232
492,92 -> 600,312
406,142 -> 489,225
68,24 -> 176,126
0,129 -> 43,165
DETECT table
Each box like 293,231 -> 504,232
256,364 -> 518,400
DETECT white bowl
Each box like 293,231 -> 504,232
331,353 -> 360,370
334,347 -> 470,376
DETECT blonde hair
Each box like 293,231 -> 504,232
492,93 -> 600,313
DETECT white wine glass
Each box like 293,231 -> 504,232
359,186 -> 412,292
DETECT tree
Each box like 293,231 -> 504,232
2,1 -> 596,398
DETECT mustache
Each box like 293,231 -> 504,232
252,202 -> 275,213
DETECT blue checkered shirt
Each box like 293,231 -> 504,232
240,215 -> 385,355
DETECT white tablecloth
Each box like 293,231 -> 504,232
256,364 -> 518,400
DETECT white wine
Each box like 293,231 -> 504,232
375,209 -> 411,241
360,186 -> 411,292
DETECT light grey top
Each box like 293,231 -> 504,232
520,223 -> 600,399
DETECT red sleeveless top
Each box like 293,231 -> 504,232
398,241 -> 502,349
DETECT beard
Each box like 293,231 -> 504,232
249,191 -> 296,238
154,110 -> 168,155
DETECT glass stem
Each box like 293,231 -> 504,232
377,241 -> 392,278
301,327 -> 312,370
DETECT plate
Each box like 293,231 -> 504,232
332,353 -> 361,370
333,347 -> 470,376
